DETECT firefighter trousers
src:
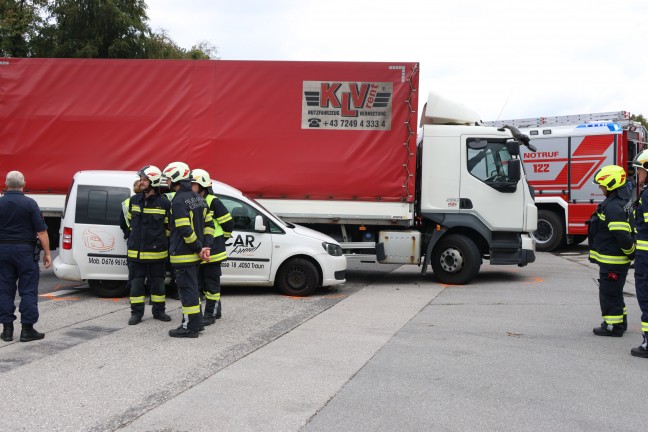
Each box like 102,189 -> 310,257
598,267 -> 628,327
198,262 -> 221,316
130,261 -> 166,317
174,264 -> 203,332
633,253 -> 648,340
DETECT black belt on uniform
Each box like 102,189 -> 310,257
0,240 -> 36,244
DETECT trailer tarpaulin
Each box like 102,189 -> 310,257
0,58 -> 418,202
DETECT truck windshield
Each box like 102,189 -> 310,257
467,140 -> 514,184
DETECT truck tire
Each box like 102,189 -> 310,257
276,258 -> 319,297
88,280 -> 129,298
431,234 -> 481,285
532,210 -> 564,252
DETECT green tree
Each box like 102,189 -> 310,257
631,114 -> 647,131
44,0 -> 151,58
0,0 -> 48,57
0,0 -> 216,59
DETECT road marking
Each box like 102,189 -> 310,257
525,277 -> 543,284
100,298 -> 126,303
38,293 -> 80,301
41,289 -> 81,297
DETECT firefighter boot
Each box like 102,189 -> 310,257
631,333 -> 648,358
593,322 -> 624,337
151,302 -> 171,322
129,302 -> 144,325
215,300 -> 222,320
20,324 -> 45,342
169,314 -> 200,338
623,315 -> 628,332
203,300 -> 217,326
1,323 -> 13,342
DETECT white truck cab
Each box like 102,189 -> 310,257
53,171 -> 347,297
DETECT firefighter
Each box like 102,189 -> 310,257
191,169 -> 234,325
588,164 -> 635,337
631,150 -> 648,357
120,179 -> 141,295
126,166 -> 171,325
163,162 -> 214,338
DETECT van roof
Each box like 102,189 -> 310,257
72,170 -> 244,198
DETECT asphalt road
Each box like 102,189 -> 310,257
4,245 -> 646,432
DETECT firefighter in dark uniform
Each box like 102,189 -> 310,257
589,165 -> 635,337
163,162 -> 215,338
631,150 -> 648,357
191,169 -> 234,325
0,170 -> 51,342
125,166 -> 172,325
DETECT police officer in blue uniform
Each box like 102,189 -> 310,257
0,171 -> 52,342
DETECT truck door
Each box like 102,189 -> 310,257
218,196 -> 273,283
460,137 -> 526,230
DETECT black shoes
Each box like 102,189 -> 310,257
631,345 -> 648,358
1,323 -> 14,342
128,315 -> 142,325
20,324 -> 45,342
169,326 -> 199,338
203,314 -> 217,326
593,322 -> 624,337
153,312 -> 171,322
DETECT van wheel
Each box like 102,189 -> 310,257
88,280 -> 129,298
431,234 -> 482,285
276,258 -> 319,297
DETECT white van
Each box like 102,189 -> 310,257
53,171 -> 347,297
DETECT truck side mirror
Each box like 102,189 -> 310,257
508,159 -> 521,182
254,214 -> 266,232
507,140 -> 520,156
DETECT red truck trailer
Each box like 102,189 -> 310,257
1,58 -> 418,242
485,112 -> 647,251
1,58 -> 537,285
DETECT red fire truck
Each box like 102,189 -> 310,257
485,112 -> 647,251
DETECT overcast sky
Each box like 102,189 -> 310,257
146,0 -> 647,121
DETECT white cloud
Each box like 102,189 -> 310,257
146,0 -> 648,120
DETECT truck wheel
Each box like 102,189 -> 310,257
532,210 -> 564,252
88,280 -> 129,298
276,258 -> 319,297
431,234 -> 481,285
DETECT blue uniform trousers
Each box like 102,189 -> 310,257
0,244 -> 40,324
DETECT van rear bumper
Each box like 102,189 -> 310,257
53,256 -> 82,281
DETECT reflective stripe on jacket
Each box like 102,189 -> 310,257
588,188 -> 635,269
168,181 -> 214,266
202,194 -> 235,263
126,192 -> 170,262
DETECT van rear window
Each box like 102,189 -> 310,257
75,185 -> 130,225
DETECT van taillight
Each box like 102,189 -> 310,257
62,227 -> 73,250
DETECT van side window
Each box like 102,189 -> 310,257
75,185 -> 130,225
219,195 -> 281,233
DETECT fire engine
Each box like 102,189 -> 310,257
485,111 -> 647,251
